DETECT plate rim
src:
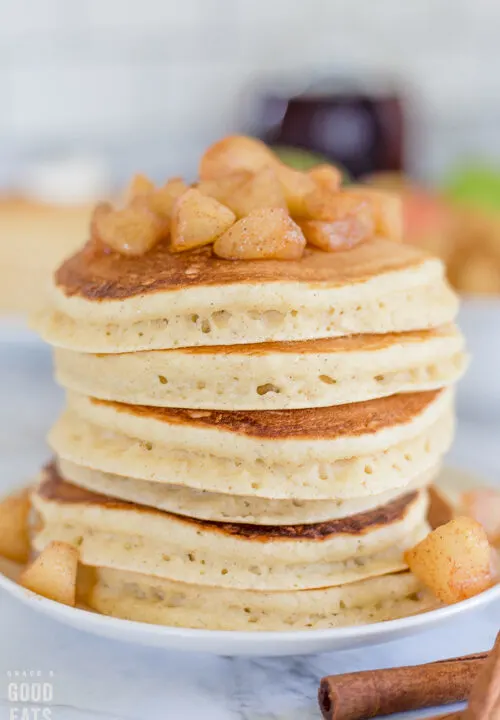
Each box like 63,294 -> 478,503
1,567 -> 499,647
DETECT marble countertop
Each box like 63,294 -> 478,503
0,340 -> 499,720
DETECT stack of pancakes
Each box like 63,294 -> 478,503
32,236 -> 466,631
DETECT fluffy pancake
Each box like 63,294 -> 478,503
83,566 -> 437,631
58,457 -> 435,525
54,325 -> 466,410
35,238 -> 458,352
49,389 -> 454,499
33,468 -> 429,591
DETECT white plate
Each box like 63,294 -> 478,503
1,467 -> 499,657
1,569 -> 499,657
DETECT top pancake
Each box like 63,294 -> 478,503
56,237 -> 433,300
37,237 -> 458,352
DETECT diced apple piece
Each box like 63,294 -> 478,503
85,203 -> 115,258
302,188 -> 372,223
197,172 -> 252,206
213,208 -> 306,260
308,164 -> 342,193
170,188 -> 236,252
0,488 -> 31,563
20,541 -> 79,606
199,135 -> 277,181
460,489 -> 500,546
274,163 -> 318,217
350,187 -> 403,242
127,173 -> 155,201
147,177 -> 189,222
299,203 -> 373,252
90,202 -> 113,237
222,167 -> 287,217
404,517 -> 495,604
95,204 -> 165,256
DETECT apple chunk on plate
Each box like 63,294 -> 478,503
20,541 -> 79,607
405,517 -> 495,604
0,488 -> 31,564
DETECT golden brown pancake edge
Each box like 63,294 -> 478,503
90,389 -> 444,440
91,326 -> 453,357
55,238 -> 430,301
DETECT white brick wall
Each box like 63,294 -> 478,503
1,0 -> 499,186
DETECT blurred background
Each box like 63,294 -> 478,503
1,0 -> 500,418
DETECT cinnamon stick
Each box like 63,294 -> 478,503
318,653 -> 486,720
463,631 -> 500,719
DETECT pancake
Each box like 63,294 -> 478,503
32,469 -> 429,591
49,389 -> 454,499
83,566 -> 437,631
58,457 -> 436,525
54,325 -> 466,410
35,238 -> 458,352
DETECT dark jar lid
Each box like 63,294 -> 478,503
255,80 -> 405,179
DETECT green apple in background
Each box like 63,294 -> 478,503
271,145 -> 350,182
443,164 -> 500,213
